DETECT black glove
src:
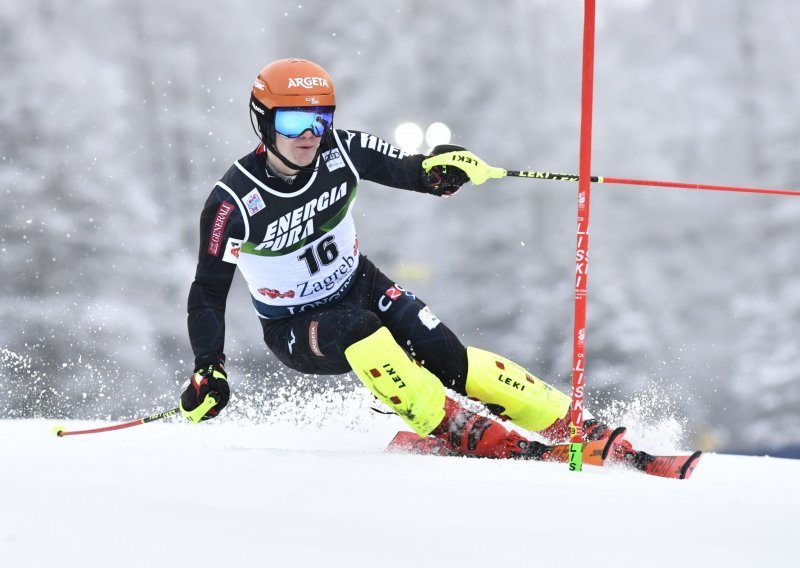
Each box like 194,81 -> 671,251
180,362 -> 230,423
420,144 -> 471,196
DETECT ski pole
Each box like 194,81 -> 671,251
504,169 -> 800,198
52,407 -> 181,437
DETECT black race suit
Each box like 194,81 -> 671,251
188,129 -> 468,393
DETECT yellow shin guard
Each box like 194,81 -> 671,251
465,347 -> 570,432
345,327 -> 446,437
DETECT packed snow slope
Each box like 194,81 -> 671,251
1,414 -> 796,568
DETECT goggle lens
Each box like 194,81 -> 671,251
274,107 -> 334,138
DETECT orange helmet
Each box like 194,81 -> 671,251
251,58 -> 335,110
249,58 -> 336,170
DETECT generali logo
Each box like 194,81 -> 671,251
287,77 -> 329,89
208,202 -> 235,256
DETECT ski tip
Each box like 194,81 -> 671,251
679,450 -> 703,480
601,427 -> 627,462
386,431 -> 454,456
385,431 -> 418,453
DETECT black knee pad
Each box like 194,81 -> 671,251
318,309 -> 383,355
261,308 -> 384,376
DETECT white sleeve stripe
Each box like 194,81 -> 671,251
215,181 -> 250,242
333,130 -> 361,184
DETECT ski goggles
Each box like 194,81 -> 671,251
274,107 -> 334,138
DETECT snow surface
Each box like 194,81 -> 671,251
2,407 -> 797,568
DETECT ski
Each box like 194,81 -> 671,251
544,426 -> 627,466
614,448 -> 703,480
386,426 -> 627,467
385,431 -> 455,457
386,429 -> 703,480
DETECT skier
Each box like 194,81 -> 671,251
180,57 -> 630,462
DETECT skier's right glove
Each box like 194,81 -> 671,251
420,144 -> 471,196
422,146 -> 506,188
180,362 -> 230,423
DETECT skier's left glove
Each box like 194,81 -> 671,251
422,146 -> 506,191
180,362 -> 230,423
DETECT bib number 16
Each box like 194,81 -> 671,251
298,235 -> 339,276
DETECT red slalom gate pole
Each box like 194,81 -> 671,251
602,176 -> 800,197
569,0 -> 597,473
